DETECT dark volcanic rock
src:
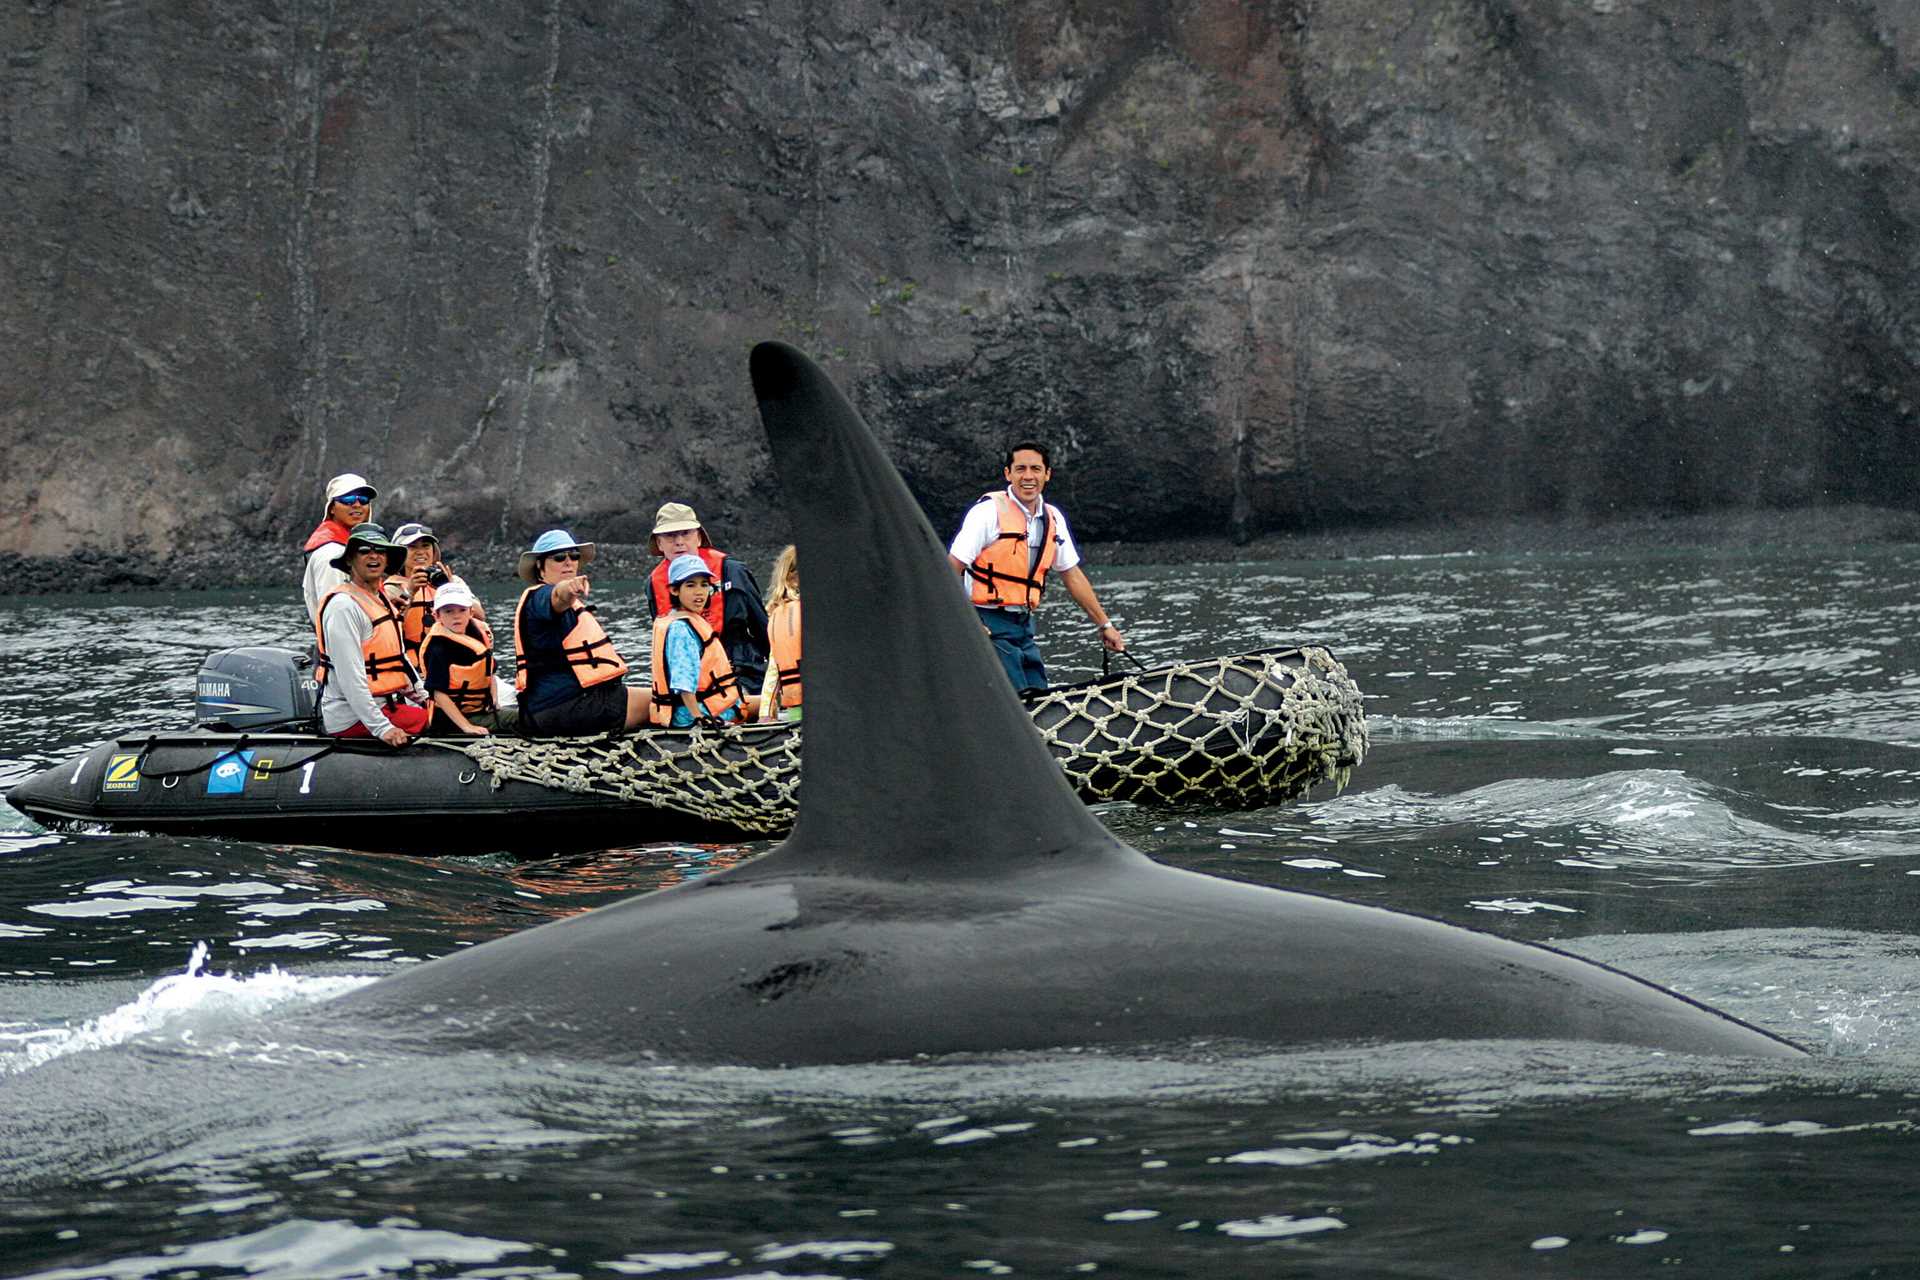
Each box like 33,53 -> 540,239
2,0 -> 1915,564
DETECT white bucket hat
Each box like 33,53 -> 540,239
322,473 -> 378,518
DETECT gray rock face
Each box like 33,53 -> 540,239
3,0 -> 1915,558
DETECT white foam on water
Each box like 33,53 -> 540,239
14,1217 -> 531,1280
1217,1214 -> 1347,1239
0,942 -> 374,1076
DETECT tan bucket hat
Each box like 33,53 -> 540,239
649,501 -> 713,554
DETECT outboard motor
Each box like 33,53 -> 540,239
194,646 -> 319,731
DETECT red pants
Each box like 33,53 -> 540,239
331,703 -> 432,738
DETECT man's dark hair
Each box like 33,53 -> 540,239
1003,440 -> 1051,469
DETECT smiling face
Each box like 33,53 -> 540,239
405,542 -> 439,573
656,528 -> 703,559
1003,449 -> 1051,507
347,544 -> 390,588
330,493 -> 373,529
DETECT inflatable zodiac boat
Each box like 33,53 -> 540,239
7,644 -> 1368,855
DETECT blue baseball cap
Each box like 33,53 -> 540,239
667,553 -> 716,586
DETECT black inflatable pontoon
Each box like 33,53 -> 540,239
7,644 -> 1369,856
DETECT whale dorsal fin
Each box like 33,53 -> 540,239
742,341 -> 1131,880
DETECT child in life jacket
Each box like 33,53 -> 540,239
756,544 -> 802,723
421,583 -> 518,737
649,554 -> 744,728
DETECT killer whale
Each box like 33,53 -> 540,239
325,342 -> 1802,1063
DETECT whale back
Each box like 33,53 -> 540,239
317,344 -> 1802,1066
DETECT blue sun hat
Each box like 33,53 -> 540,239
516,529 -> 597,582
667,553 -> 716,586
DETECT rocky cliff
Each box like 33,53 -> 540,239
3,0 -> 1915,562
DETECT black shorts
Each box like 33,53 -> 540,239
521,681 -> 628,737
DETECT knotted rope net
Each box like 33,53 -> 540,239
456,645 -> 1367,837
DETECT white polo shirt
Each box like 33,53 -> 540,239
948,487 -> 1081,608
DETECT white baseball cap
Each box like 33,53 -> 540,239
432,582 -> 478,612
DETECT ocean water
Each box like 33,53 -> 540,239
2,542 -> 1919,1278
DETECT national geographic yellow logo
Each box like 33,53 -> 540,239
101,754 -> 141,793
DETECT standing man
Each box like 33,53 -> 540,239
314,523 -> 430,745
303,473 -> 378,625
646,503 -> 770,707
947,440 -> 1125,693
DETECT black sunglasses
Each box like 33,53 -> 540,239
545,550 -> 583,562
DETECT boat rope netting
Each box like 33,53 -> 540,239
454,646 -> 1368,836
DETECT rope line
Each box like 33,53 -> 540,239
454,646 -> 1368,837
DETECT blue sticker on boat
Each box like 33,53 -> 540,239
206,750 -> 255,796
101,753 -> 142,793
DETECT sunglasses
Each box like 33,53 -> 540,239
545,550 -> 583,562
334,494 -> 373,506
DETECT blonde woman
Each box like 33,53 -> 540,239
758,545 -> 802,722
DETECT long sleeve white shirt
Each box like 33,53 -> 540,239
304,545 -> 350,625
316,592 -> 423,735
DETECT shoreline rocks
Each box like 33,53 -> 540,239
3,504 -> 1913,600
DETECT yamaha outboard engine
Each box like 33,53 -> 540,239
194,646 -> 319,731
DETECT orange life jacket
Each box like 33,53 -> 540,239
424,619 -> 496,715
401,580 -> 436,668
302,518 -> 352,553
965,491 -> 1061,610
648,546 -> 728,631
767,597 -> 802,709
314,584 -> 416,698
512,585 -> 628,694
648,613 -> 741,726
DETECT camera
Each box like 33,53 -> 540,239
424,564 -> 451,588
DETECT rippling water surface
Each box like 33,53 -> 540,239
3,542 -> 1919,1278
